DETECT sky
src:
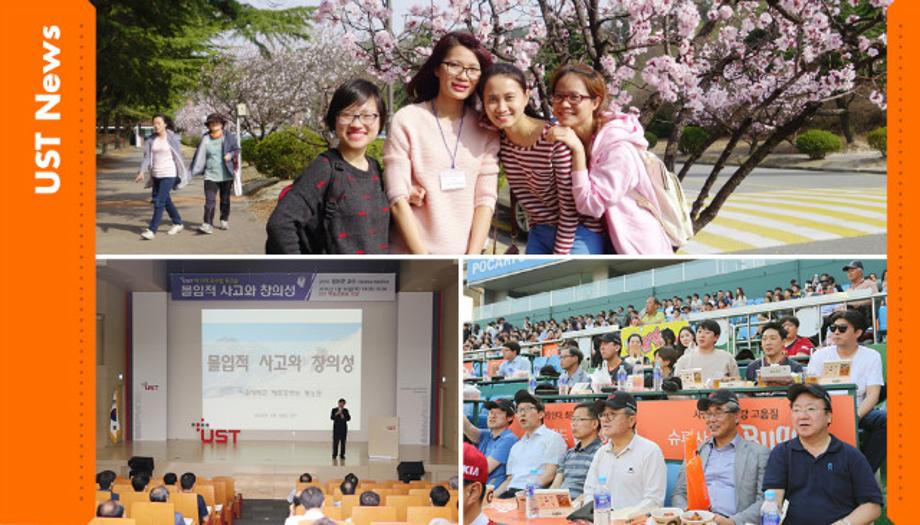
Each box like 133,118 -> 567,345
243,0 -> 451,33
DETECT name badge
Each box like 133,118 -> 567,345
439,169 -> 466,191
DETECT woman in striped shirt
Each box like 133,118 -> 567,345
479,63 -> 606,254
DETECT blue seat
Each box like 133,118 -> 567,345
737,326 -> 751,341
664,462 -> 683,506
472,361 -> 482,378
547,355 -> 562,372
752,297 -> 765,305
532,356 -> 548,374
878,305 -> 888,335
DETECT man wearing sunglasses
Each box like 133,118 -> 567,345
806,310 -> 886,473
671,390 -> 769,525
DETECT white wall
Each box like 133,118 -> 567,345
396,293 -> 434,445
164,298 -> 398,442
132,292 -> 169,441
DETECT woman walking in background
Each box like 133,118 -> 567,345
134,114 -> 188,240
190,113 -> 240,234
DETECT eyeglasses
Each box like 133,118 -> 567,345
828,324 -> 850,333
551,93 -> 595,105
792,406 -> 827,416
571,417 -> 596,423
702,410 -> 734,420
516,406 -> 538,414
600,411 -> 628,421
441,61 -> 481,79
337,112 -> 379,125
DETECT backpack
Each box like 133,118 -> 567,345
627,151 -> 694,248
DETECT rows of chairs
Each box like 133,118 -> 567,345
94,475 -> 240,525
93,477 -> 455,525
292,478 -> 457,525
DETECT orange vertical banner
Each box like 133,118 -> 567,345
888,2 -> 913,523
0,1 -> 96,524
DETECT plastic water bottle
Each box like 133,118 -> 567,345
528,371 -> 537,395
525,468 -> 540,519
616,365 -> 628,391
593,476 -> 611,525
760,489 -> 781,525
653,362 -> 663,391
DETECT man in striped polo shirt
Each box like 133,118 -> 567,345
551,401 -> 602,499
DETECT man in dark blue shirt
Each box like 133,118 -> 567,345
762,384 -> 882,525
179,472 -> 209,525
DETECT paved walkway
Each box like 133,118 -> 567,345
96,148 -> 268,255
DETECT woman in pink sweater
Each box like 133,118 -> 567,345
546,64 -> 672,255
383,32 -> 500,254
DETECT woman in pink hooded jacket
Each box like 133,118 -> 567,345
546,64 -> 672,254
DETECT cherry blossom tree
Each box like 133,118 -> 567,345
176,34 -> 366,141
315,0 -> 888,232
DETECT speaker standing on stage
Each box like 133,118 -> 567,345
331,398 -> 351,459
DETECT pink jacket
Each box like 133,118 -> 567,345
570,112 -> 672,254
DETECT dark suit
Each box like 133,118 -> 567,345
671,435 -> 769,525
331,406 -> 351,458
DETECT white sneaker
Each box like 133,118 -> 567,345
199,223 -> 214,234
140,229 -> 155,240
220,220 -> 230,230
168,224 -> 184,235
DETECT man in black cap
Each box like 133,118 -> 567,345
463,398 -> 518,489
597,332 -> 633,379
841,260 -> 877,313
496,390 -> 567,498
671,390 -> 769,525
498,341 -> 531,377
762,384 -> 882,525
581,392 -> 666,510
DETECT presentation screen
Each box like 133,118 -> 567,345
201,309 -> 362,430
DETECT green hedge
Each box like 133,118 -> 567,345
253,127 -> 328,180
678,126 -> 710,156
795,129 -> 842,160
644,131 -> 658,149
867,127 -> 886,158
240,137 -> 259,164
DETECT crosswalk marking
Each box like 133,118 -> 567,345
680,187 -> 886,253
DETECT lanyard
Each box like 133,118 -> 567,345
432,101 -> 465,169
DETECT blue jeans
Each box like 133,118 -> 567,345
149,177 -> 182,231
525,224 -> 607,254
859,408 -> 886,472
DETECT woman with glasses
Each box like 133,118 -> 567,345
266,79 -> 388,254
478,63 -> 606,254
545,64 -> 671,254
383,32 -> 500,254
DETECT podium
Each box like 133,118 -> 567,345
368,417 -> 399,460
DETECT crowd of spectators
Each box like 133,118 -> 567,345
464,265 -> 886,353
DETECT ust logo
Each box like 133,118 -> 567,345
191,418 -> 241,444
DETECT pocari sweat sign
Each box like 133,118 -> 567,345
465,259 -> 560,284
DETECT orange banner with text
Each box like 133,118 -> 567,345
637,396 -> 857,461
509,397 -> 856,460
0,2 -> 96,524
